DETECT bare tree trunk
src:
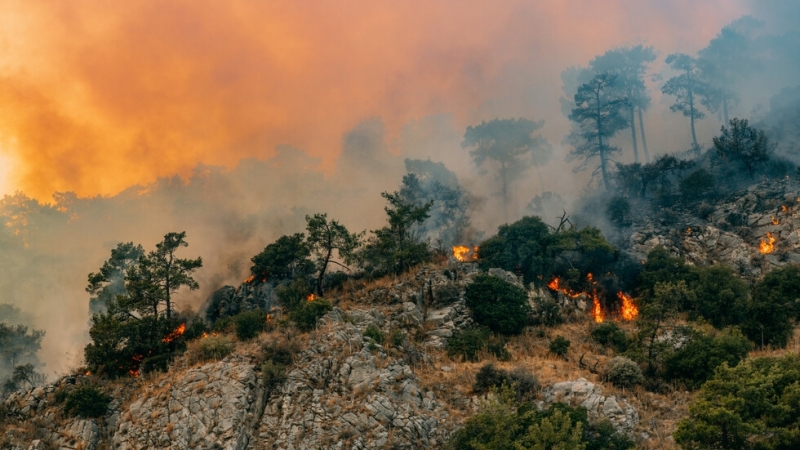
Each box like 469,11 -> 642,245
629,106 -> 639,163
638,107 -> 651,163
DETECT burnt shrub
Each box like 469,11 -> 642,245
465,274 -> 530,336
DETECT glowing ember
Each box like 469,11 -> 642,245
244,275 -> 255,283
686,227 -> 692,234
266,314 -> 272,323
772,216 -> 780,225
162,323 -> 186,343
307,293 -> 316,302
782,205 -> 788,213
759,232 -> 776,254
618,292 -> 639,320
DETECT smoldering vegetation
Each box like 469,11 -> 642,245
1,11 -> 800,382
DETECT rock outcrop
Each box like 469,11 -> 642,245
539,378 -> 639,433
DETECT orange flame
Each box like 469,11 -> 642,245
759,232 -> 776,254
307,293 -> 316,302
162,323 -> 186,343
452,245 -> 471,262
266,314 -> 272,323
782,205 -> 788,213
591,292 -> 603,323
772,216 -> 780,225
244,275 -> 255,284
618,292 -> 638,320
686,227 -> 692,235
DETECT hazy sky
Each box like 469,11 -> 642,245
0,0 -> 754,199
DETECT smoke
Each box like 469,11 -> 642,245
0,2 -> 798,377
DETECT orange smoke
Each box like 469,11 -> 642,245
0,1 -> 748,199
759,232 -> 776,254
162,323 -> 186,343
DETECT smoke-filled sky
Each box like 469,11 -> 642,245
1,0 -> 799,378
0,0 -> 760,199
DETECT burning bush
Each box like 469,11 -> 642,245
465,274 -> 530,336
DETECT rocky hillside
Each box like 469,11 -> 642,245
4,178 -> 800,450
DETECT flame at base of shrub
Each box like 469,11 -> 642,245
759,232 -> 776,254
547,277 -> 639,323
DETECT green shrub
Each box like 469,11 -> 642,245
549,335 -> 570,357
363,325 -> 384,344
590,322 -> 627,353
664,328 -> 752,389
389,330 -> 406,347
212,316 -> 235,333
679,168 -> 715,200
743,264 -> 800,348
262,340 -> 297,367
606,196 -> 631,227
261,360 -> 287,391
290,299 -> 332,332
63,385 -> 110,418
234,309 -> 266,341
277,278 -> 312,312
531,297 -> 564,327
447,328 -> 509,362
473,363 -> 539,401
692,265 -> 748,328
465,274 -> 531,336
477,216 -> 556,285
190,335 -> 235,364
605,356 -> 643,388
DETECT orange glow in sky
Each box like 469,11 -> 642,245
0,0 -> 749,199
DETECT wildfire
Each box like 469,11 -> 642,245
759,232 -> 776,254
452,245 -> 478,262
307,293 -> 316,302
266,314 -> 272,323
243,275 -> 255,284
686,227 -> 692,235
618,292 -> 639,320
546,277 -> 583,298
162,323 -> 186,343
782,205 -> 789,213
130,354 -> 144,378
591,293 -> 603,323
547,274 -> 604,322
772,216 -> 780,225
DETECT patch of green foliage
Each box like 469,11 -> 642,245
473,363 -> 539,402
675,354 -> 800,449
63,385 -> 110,418
234,309 -> 266,341
664,327 -> 752,389
250,233 -> 313,281
605,356 -> 643,388
190,335 -> 235,364
363,325 -> 384,344
549,335 -> 571,357
448,385 -> 634,450
477,216 -> 555,285
606,196 -> 631,227
290,298 -> 332,332
446,328 -> 509,362
465,274 -> 531,335
679,168 -> 715,200
743,264 -> 800,348
590,322 -> 628,353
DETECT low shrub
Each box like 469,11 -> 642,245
549,335 -> 570,357
363,325 -> 385,344
63,385 -> 110,418
531,297 -> 564,327
473,363 -> 539,401
590,322 -> 628,353
447,328 -> 509,362
389,330 -> 406,347
465,274 -> 531,336
189,335 -> 235,364
234,309 -> 266,341
605,356 -> 644,388
261,360 -> 287,391
290,299 -> 333,332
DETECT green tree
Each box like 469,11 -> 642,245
566,73 -> 629,190
124,232 -> 202,320
662,53 -> 711,153
465,274 -> 531,336
305,213 -> 361,295
478,216 -> 555,285
86,242 -> 144,314
636,246 -> 700,304
675,354 -> 800,449
636,281 -> 695,375
358,191 -> 432,276
664,328 -> 752,389
679,169 -> 715,200
742,264 -> 800,348
713,118 -> 772,179
462,118 -> 551,220
692,265 -> 748,328
250,233 -> 313,282
0,323 -> 44,371
589,45 -> 657,163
